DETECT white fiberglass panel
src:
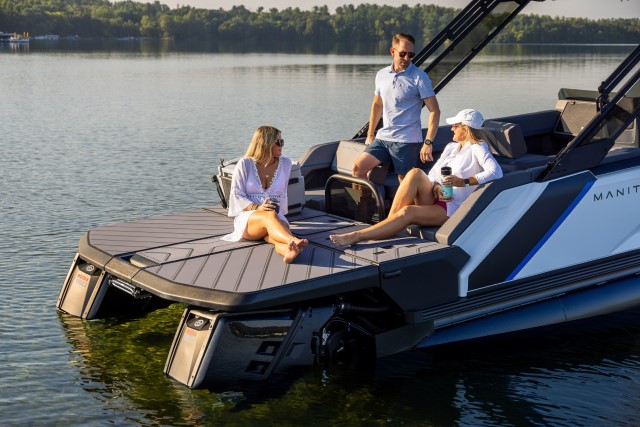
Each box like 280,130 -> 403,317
455,182 -> 548,295
515,168 -> 640,278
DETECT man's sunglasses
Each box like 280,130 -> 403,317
398,51 -> 415,59
275,139 -> 285,147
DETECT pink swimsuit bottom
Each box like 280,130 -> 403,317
434,199 -> 447,211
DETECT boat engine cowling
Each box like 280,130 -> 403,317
164,305 -> 336,389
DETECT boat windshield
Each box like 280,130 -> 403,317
419,1 -> 524,92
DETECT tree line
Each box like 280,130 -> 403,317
1,0 -> 638,48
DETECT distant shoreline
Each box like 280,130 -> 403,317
2,2 -> 638,45
6,39 -> 636,58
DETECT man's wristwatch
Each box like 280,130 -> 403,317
464,178 -> 470,187
423,139 -> 432,146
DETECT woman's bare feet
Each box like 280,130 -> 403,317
282,237 -> 308,263
329,232 -> 359,247
283,239 -> 300,264
292,237 -> 309,252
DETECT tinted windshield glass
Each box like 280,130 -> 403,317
419,1 -> 521,91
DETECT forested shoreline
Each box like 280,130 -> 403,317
1,0 -> 638,47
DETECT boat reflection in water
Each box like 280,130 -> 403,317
58,304 -> 640,424
58,306 -> 199,418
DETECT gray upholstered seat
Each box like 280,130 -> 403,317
324,140 -> 391,222
481,120 -> 550,171
332,140 -> 390,184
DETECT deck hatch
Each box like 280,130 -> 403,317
87,208 -> 235,256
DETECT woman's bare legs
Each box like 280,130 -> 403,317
243,211 -> 309,263
330,168 -> 447,246
329,205 -> 447,246
388,168 -> 437,215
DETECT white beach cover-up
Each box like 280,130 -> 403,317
221,156 -> 291,242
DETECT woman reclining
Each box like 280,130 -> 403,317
330,109 -> 503,246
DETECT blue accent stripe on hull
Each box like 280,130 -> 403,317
468,171 -> 596,291
507,180 -> 595,280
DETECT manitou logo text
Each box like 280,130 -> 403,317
593,184 -> 640,201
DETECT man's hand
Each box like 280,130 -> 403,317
420,144 -> 433,163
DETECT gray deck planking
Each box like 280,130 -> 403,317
87,208 -> 231,256
80,205 -> 452,309
142,243 -> 370,292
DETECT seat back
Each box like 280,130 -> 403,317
481,121 -> 528,159
556,88 -> 640,149
480,120 -> 550,171
325,140 -> 390,223
554,100 -> 597,136
332,140 -> 389,184
214,159 -> 305,214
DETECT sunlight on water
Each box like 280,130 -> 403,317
1,43 -> 638,426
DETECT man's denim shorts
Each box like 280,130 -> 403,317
364,139 -> 421,176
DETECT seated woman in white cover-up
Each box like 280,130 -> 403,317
330,109 -> 503,247
221,125 -> 308,264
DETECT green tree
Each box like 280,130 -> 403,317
0,1 -> 637,46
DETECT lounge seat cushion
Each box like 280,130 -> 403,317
481,121 -> 528,159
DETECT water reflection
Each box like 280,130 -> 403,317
0,42 -> 30,53
10,38 -> 635,58
59,305 -> 212,424
7,38 -> 390,56
58,303 -> 640,426
58,305 -> 316,425
368,310 -> 640,426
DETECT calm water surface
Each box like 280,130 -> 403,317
1,43 -> 639,426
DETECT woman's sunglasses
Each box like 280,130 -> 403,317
275,139 -> 285,147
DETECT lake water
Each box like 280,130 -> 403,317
1,42 -> 639,426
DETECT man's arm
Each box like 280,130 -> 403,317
419,95 -> 441,162
366,95 -> 383,145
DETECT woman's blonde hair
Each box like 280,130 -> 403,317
462,125 -> 485,144
245,125 -> 281,164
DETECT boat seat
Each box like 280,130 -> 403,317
555,89 -> 640,149
323,140 -> 394,222
330,139 -> 391,185
213,158 -> 306,214
481,120 -> 550,171
406,225 -> 440,241
482,120 -> 528,158
554,98 -> 597,136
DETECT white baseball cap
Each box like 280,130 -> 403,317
445,109 -> 484,129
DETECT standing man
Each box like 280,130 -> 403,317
353,33 -> 440,182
